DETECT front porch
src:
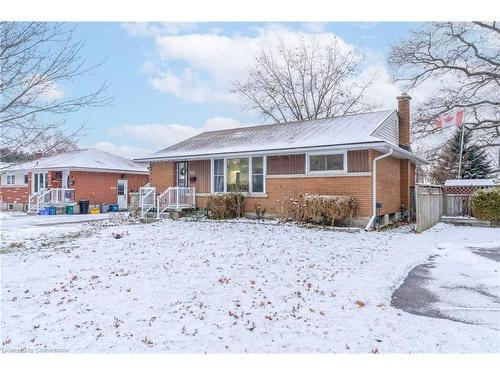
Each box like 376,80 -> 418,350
28,187 -> 76,214
139,186 -> 196,218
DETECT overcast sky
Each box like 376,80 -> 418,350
60,22 -> 431,158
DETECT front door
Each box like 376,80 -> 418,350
176,161 -> 188,188
62,169 -> 70,189
32,172 -> 48,193
117,179 -> 128,210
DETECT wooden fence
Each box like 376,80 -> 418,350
444,194 -> 472,217
415,184 -> 444,233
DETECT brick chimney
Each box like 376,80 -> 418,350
397,93 -> 411,150
34,151 -> 43,160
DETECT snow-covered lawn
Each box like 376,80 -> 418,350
1,215 -> 499,353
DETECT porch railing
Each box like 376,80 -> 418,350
28,188 -> 75,213
157,187 -> 195,218
139,185 -> 156,217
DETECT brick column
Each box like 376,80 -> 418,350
397,93 -> 411,150
400,159 -> 411,209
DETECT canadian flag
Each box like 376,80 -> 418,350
436,109 -> 465,129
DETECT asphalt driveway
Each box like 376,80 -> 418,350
392,245 -> 500,329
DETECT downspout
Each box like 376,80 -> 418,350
365,147 -> 394,231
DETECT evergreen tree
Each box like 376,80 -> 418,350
462,143 -> 492,179
429,129 -> 492,184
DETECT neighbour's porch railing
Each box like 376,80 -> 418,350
157,187 -> 195,218
28,188 -> 75,213
139,185 -> 156,217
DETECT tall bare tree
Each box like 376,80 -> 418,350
232,38 -> 376,123
388,22 -> 500,162
0,22 -> 110,161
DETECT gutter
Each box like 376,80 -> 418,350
365,147 -> 394,231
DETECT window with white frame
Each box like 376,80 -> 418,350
251,157 -> 264,193
308,152 -> 346,173
227,158 -> 249,192
6,175 -> 15,184
213,159 -> 224,192
212,156 -> 265,193
24,174 -> 28,184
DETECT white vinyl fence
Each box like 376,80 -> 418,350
415,184 -> 444,233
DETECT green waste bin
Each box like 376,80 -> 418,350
66,204 -> 74,215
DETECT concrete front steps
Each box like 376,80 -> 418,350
440,216 -> 492,227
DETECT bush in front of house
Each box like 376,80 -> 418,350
206,193 -> 246,219
277,194 -> 357,226
471,186 -> 500,221
304,195 -> 357,226
277,196 -> 306,222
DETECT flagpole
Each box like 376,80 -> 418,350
457,108 -> 466,178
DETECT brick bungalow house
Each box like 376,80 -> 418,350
0,149 -> 149,213
135,94 -> 426,228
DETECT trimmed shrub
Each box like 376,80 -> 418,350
206,193 -> 246,219
304,195 -> 357,226
277,194 -> 357,226
277,195 -> 306,222
471,186 -> 500,221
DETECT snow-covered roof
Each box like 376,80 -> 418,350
136,110 -> 401,161
444,179 -> 497,187
5,149 -> 149,174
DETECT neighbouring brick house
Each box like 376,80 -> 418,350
135,94 -> 426,228
0,149 -> 149,212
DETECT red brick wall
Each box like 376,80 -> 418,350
400,159 -> 410,209
410,163 -> 416,187
0,186 -> 29,204
70,171 -> 148,205
376,155 -> 401,215
196,175 -> 373,218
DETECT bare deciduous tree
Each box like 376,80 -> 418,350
0,22 -> 110,161
232,38 -> 376,123
388,22 -> 500,162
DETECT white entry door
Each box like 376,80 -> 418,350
117,180 -> 128,210
32,172 -> 48,193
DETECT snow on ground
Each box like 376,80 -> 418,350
0,212 -> 121,244
1,215 -> 499,353
426,241 -> 499,327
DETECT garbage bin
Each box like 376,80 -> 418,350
79,199 -> 90,214
100,203 -> 109,213
66,204 -> 74,215
109,204 -> 119,212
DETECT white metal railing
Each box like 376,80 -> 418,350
28,188 -> 75,213
28,192 -> 40,212
140,186 -> 156,217
157,187 -> 195,218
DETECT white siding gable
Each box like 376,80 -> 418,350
371,111 -> 399,146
